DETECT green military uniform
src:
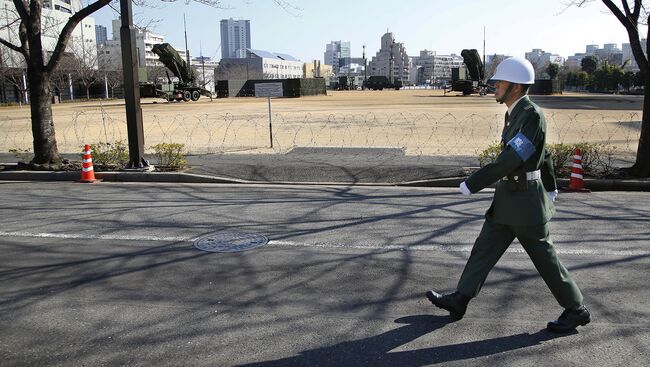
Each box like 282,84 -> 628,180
457,96 -> 583,310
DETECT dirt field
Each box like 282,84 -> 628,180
0,90 -> 642,156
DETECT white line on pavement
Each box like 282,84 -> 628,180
0,231 -> 647,256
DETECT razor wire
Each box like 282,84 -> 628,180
0,108 -> 641,160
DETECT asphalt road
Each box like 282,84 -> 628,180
0,181 -> 648,366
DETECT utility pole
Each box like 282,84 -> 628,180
120,0 -> 148,169
483,25 -> 486,81
184,14 -> 191,85
200,40 -> 205,88
363,44 -> 367,89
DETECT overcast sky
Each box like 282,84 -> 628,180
92,0 -> 640,61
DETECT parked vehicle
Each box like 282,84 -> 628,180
448,49 -> 490,96
139,43 -> 212,102
363,76 -> 402,90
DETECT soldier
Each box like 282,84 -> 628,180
426,57 -> 590,333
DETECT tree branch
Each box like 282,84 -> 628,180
46,0 -> 112,73
600,0 -> 649,74
0,37 -> 22,54
601,0 -> 636,28
631,0 -> 641,21
11,0 -> 29,20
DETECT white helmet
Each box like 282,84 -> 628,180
491,57 -> 535,84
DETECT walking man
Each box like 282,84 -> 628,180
426,57 -> 590,333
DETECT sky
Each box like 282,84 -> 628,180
92,0 -> 642,62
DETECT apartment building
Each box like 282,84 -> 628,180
368,32 -> 409,83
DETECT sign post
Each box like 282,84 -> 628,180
254,83 -> 283,148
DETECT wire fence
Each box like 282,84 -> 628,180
0,108 -> 641,160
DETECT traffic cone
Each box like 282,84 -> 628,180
78,144 -> 101,183
562,148 -> 590,193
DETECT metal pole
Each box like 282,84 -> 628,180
184,14 -> 191,85
268,96 -> 273,148
104,74 -> 109,99
120,0 -> 148,168
68,73 -> 73,101
22,71 -> 28,103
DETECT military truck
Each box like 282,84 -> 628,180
449,49 -> 489,96
363,76 -> 402,90
139,43 -> 212,102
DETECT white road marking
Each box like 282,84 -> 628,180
0,231 -> 647,256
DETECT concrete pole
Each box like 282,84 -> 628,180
119,0 -> 148,169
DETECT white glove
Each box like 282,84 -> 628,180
547,189 -> 558,202
460,181 -> 472,195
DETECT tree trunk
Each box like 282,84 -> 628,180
28,71 -> 61,166
631,82 -> 650,176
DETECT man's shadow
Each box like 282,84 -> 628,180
237,315 -> 572,367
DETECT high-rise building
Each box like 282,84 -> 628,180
95,25 -> 107,46
368,32 -> 409,83
324,41 -> 351,73
220,18 -> 251,59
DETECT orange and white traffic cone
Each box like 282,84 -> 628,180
78,144 -> 101,183
562,148 -> 590,193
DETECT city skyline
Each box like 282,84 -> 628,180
92,0 -> 639,62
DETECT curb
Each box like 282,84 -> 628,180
1,170 -> 649,191
0,170 -> 247,184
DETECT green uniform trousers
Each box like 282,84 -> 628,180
457,217 -> 583,309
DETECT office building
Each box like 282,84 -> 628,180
324,41 -> 351,73
95,25 -> 107,46
216,49 -> 302,80
220,18 -> 251,59
368,32 -> 409,83
98,19 -> 166,70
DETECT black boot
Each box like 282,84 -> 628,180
425,290 -> 470,320
547,305 -> 591,333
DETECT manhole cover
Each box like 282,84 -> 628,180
193,230 -> 269,253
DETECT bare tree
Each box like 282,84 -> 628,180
0,0 -> 114,166
569,0 -> 650,176
105,68 -> 123,98
50,52 -> 77,101
0,47 -> 27,103
68,36 -> 101,99
0,0 -> 297,167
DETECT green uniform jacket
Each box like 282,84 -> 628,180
465,96 -> 557,226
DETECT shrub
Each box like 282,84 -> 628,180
477,143 -> 501,167
478,142 -> 619,178
548,143 -> 618,177
86,141 -> 130,169
150,143 -> 187,170
546,143 -> 575,176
